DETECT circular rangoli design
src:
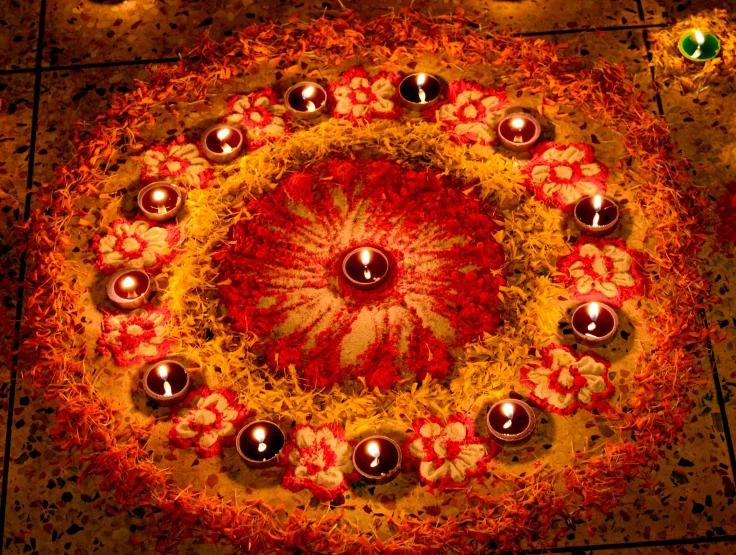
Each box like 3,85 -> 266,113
23,10 -> 716,554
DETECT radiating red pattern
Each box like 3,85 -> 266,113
217,157 -> 506,390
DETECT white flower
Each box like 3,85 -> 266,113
142,142 -> 211,188
568,244 -> 636,298
332,70 -> 398,119
226,93 -> 287,143
174,393 -> 241,449
525,348 -> 608,411
288,426 -> 353,490
97,220 -> 174,270
409,421 -> 487,484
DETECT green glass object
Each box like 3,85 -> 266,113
678,30 -> 720,62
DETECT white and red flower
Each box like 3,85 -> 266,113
97,308 -> 173,367
404,414 -> 498,492
521,344 -> 614,415
282,423 -> 355,502
168,387 -> 249,458
141,136 -> 214,189
430,79 -> 507,145
329,66 -> 402,123
557,238 -> 647,308
92,219 -> 181,275
224,89 -> 290,151
522,142 -> 608,213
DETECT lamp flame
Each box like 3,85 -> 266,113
502,402 -> 515,430
216,128 -> 231,141
593,195 -> 602,211
417,73 -> 427,87
254,427 -> 267,452
587,302 -> 600,332
152,189 -> 167,203
694,29 -> 705,45
121,276 -> 136,290
157,364 -> 169,380
361,249 -> 371,265
302,86 -> 315,99
511,118 -> 526,131
367,441 -> 380,468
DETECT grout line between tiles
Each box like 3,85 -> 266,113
520,533 -> 736,554
0,0 -> 47,552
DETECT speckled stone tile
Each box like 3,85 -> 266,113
571,541 -> 736,554
640,0 -> 736,24
0,72 -> 34,505
41,0 -> 648,67
0,0 -> 41,70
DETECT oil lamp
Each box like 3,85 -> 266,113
399,73 -> 441,111
201,124 -> 244,163
571,301 -> 619,347
285,81 -> 327,119
106,268 -> 153,310
342,246 -> 390,290
678,28 -> 720,62
497,113 -> 542,152
352,436 -> 402,485
487,399 -> 536,446
142,360 -> 190,406
573,194 -> 620,237
137,182 -> 185,221
236,420 -> 286,469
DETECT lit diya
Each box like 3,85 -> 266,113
284,81 -> 327,119
142,360 -> 190,406
236,420 -> 286,469
678,28 -> 720,62
352,436 -> 402,485
137,182 -> 185,222
398,72 -> 441,111
487,399 -> 536,446
342,246 -> 390,290
571,301 -> 619,347
106,268 -> 153,310
201,124 -> 244,163
573,194 -> 620,237
497,112 -> 542,152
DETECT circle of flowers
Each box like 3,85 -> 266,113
329,66 -> 402,123
556,237 -> 648,308
223,88 -> 291,151
141,135 -> 214,189
429,79 -> 508,145
168,386 -> 250,458
520,344 -> 615,415
403,413 -> 499,492
522,141 -> 609,213
97,307 -> 174,367
281,423 -> 356,502
92,218 -> 181,275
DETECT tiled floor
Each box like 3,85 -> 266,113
1,1 -> 736,554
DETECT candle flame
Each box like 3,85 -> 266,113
157,364 -> 168,380
694,29 -> 705,45
417,73 -> 426,87
367,441 -> 380,468
152,189 -> 167,202
593,194 -> 602,211
302,86 -> 315,99
121,276 -> 136,290
216,127 -> 231,141
361,249 -> 371,265
511,118 -> 526,131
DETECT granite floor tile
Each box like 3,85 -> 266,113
0,0 -> 41,70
